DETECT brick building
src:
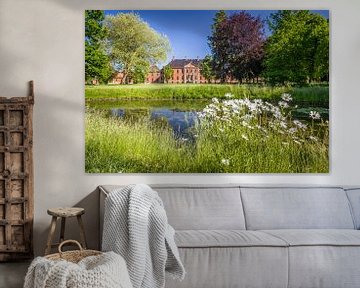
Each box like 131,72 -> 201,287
166,59 -> 207,84
110,58 -> 234,84
146,65 -> 162,83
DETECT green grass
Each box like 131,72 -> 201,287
85,110 -> 329,173
86,99 -> 209,111
85,84 -> 329,107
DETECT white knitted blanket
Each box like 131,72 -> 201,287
102,184 -> 185,288
24,251 -> 132,288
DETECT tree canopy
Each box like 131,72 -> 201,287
85,10 -> 113,84
105,13 -> 171,84
264,10 -> 329,84
208,11 -> 265,83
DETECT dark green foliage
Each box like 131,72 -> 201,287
208,11 -> 229,82
85,10 -> 113,84
264,10 -> 329,85
200,55 -> 214,83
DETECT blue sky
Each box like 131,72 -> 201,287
104,10 -> 329,63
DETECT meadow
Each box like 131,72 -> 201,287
85,84 -> 329,107
85,86 -> 329,173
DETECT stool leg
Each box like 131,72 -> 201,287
77,215 -> 87,249
45,216 -> 57,255
60,217 -> 66,243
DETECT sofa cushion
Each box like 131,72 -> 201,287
260,230 -> 360,288
100,185 -> 246,230
345,188 -> 360,229
154,186 -> 246,230
262,229 -> 360,246
175,230 -> 288,248
287,246 -> 360,288
241,187 -> 355,230
165,246 -> 288,288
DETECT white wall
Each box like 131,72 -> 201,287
0,0 -> 359,256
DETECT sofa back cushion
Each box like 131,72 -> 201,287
240,187 -> 355,230
345,188 -> 360,229
153,186 -> 246,230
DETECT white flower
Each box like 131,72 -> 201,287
293,120 -> 307,129
273,109 -> 285,120
241,134 -> 249,141
309,111 -> 321,120
212,97 -> 219,104
221,159 -> 230,166
309,136 -> 318,142
288,127 -> 297,134
278,101 -> 289,108
281,93 -> 293,102
279,121 -> 287,129
224,93 -> 234,98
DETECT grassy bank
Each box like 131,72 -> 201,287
85,84 -> 329,107
85,107 -> 329,173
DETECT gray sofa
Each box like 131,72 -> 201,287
99,185 -> 360,288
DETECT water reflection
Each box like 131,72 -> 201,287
111,108 -> 198,140
108,101 -> 329,141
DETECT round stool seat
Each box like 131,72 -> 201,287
47,207 -> 85,218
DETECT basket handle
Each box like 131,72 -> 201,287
58,240 -> 83,255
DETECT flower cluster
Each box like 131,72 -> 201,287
197,93 -> 325,146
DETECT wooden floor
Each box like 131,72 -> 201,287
0,261 -> 30,288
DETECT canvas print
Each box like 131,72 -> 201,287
85,10 -> 329,173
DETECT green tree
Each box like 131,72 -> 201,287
85,10 -> 112,84
200,55 -> 214,83
163,65 -> 173,83
264,10 -> 329,84
208,10 -> 229,82
129,66 -> 149,84
105,13 -> 171,84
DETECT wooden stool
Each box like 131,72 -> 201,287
45,207 -> 87,255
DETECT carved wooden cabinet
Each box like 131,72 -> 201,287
0,81 -> 34,261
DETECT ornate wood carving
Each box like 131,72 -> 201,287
0,81 -> 34,261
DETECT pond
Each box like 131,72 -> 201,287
87,99 -> 329,140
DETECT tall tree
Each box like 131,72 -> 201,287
208,10 -> 229,82
225,12 -> 265,82
209,11 -> 265,83
200,55 -> 214,83
264,10 -> 329,84
105,13 -> 171,84
85,10 -> 112,84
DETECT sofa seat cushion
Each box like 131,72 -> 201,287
175,230 -> 288,248
262,229 -> 360,246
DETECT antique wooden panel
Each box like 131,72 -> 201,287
0,81 -> 34,261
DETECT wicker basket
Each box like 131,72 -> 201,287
45,240 -> 102,263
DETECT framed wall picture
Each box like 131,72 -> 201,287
85,10 -> 329,173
